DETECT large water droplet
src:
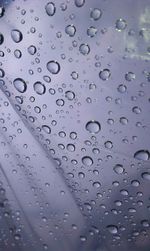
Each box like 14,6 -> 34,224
85,120 -> 101,134
142,172 -> 150,181
113,164 -> 124,174
13,78 -> 27,93
0,33 -> 4,45
115,18 -> 127,31
99,69 -> 111,80
74,0 -> 85,7
82,156 -> 93,166
79,43 -> 90,55
42,125 -> 51,134
45,2 -> 56,16
90,8 -> 102,21
87,26 -> 97,37
107,225 -> 118,234
47,61 -> 60,74
28,45 -> 37,55
11,29 -> 23,43
0,7 -> 5,18
33,82 -> 46,95
134,150 -> 150,161
65,25 -> 76,37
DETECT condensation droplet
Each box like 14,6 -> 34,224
79,43 -> 90,55
134,150 -> 150,161
74,0 -> 85,8
86,120 -> 101,134
13,78 -> 27,93
99,69 -> 111,80
115,18 -> 127,31
0,33 -> 4,45
11,29 -> 23,43
107,225 -> 118,234
42,125 -> 51,134
90,8 -> 102,21
142,172 -> 150,181
82,156 -> 93,166
65,25 -> 76,37
47,60 -> 60,74
113,164 -> 124,174
33,82 -> 46,95
45,2 -> 56,16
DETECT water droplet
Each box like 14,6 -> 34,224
115,18 -> 127,31
47,60 -> 60,74
79,43 -> 90,55
134,150 -> 150,161
42,125 -> 51,134
125,72 -> 135,81
45,2 -> 56,16
141,220 -> 149,227
13,78 -> 27,93
0,7 -> 5,18
107,225 -> 118,234
87,26 -> 97,37
85,120 -> 101,134
99,69 -> 111,80
120,117 -> 128,125
120,189 -> 128,196
14,49 -> 22,58
90,8 -> 102,21
65,91 -> 75,100
113,164 -> 124,174
0,33 -> 4,45
80,235 -> 87,242
28,45 -> 37,55
82,156 -> 93,166
78,172 -> 85,179
93,181 -> 101,188
33,82 -> 46,95
67,144 -> 75,152
74,0 -> 85,7
14,234 -> 21,241
142,172 -> 150,181
65,25 -> 76,37
11,29 -> 23,43
132,106 -> 141,114
131,180 -> 140,187
104,141 -> 113,149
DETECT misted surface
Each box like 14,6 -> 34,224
0,0 -> 150,250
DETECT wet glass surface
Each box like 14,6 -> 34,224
0,0 -> 150,250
